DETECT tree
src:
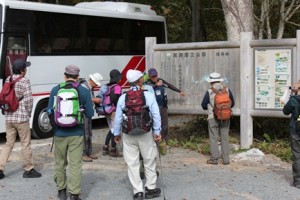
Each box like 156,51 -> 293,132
220,0 -> 254,41
255,0 -> 300,39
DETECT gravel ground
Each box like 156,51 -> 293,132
0,115 -> 299,200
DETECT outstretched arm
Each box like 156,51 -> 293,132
160,78 -> 185,96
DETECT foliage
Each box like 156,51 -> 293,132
169,115 -> 292,162
253,117 -> 290,140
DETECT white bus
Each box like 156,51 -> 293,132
0,0 -> 167,138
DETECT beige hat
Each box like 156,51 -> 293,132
89,73 -> 103,86
207,72 -> 224,83
126,69 -> 143,83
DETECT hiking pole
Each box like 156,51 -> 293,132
156,141 -> 167,200
50,136 -> 54,152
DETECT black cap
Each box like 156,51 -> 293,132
12,59 -> 31,72
110,69 -> 122,83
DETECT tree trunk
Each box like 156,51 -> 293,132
220,0 -> 254,41
190,0 -> 202,42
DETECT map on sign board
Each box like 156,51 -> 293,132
254,48 -> 292,109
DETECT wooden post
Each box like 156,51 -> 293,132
297,30 -> 300,79
240,32 -> 253,149
146,37 -> 157,70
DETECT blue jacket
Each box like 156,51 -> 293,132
47,81 -> 94,137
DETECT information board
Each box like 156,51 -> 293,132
254,48 -> 292,109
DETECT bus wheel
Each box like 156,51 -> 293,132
32,100 -> 54,139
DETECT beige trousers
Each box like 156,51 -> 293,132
123,131 -> 158,194
0,121 -> 34,171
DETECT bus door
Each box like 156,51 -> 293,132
0,34 -> 28,134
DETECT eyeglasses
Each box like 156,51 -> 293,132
150,75 -> 157,78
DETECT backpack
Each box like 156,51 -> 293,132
0,76 -> 23,112
211,87 -> 232,121
148,79 -> 168,107
54,82 -> 82,127
122,90 -> 152,135
96,84 -> 118,115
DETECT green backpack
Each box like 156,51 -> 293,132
54,82 -> 82,127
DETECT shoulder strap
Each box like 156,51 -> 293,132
211,87 -> 217,94
10,76 -> 23,84
211,86 -> 227,94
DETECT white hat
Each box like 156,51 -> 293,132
89,73 -> 103,86
126,69 -> 143,83
207,72 -> 224,83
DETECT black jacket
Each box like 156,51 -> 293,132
283,95 -> 300,134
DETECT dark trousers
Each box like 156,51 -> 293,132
291,133 -> 300,187
104,130 -> 116,148
83,115 -> 92,156
159,107 -> 168,140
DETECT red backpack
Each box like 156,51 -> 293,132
122,90 -> 152,135
0,76 -> 23,112
211,87 -> 232,121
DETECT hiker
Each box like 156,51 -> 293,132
201,72 -> 235,165
98,69 -> 123,157
80,72 -> 103,162
0,59 -> 42,180
147,67 -> 185,141
47,65 -> 94,200
283,80 -> 300,189
114,69 -> 162,200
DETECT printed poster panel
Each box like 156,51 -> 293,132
254,48 -> 292,109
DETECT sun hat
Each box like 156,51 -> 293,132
110,69 -> 122,83
89,72 -> 103,86
126,69 -> 143,83
65,65 -> 80,76
12,59 -> 31,72
207,72 -> 224,83
148,68 -> 158,77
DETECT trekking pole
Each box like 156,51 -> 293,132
50,136 -> 54,152
156,141 -> 167,200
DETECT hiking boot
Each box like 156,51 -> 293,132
83,155 -> 93,162
133,192 -> 143,200
70,194 -> 81,200
23,168 -> 42,178
145,187 -> 161,199
57,189 -> 67,200
103,146 -> 109,156
109,148 -> 122,157
89,154 -> 99,159
207,159 -> 218,165
0,170 -> 5,180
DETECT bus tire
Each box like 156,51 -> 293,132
32,100 -> 53,139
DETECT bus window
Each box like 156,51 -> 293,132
5,36 -> 27,79
94,38 -> 111,52
52,38 -> 70,52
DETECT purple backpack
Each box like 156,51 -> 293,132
96,84 -> 121,115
